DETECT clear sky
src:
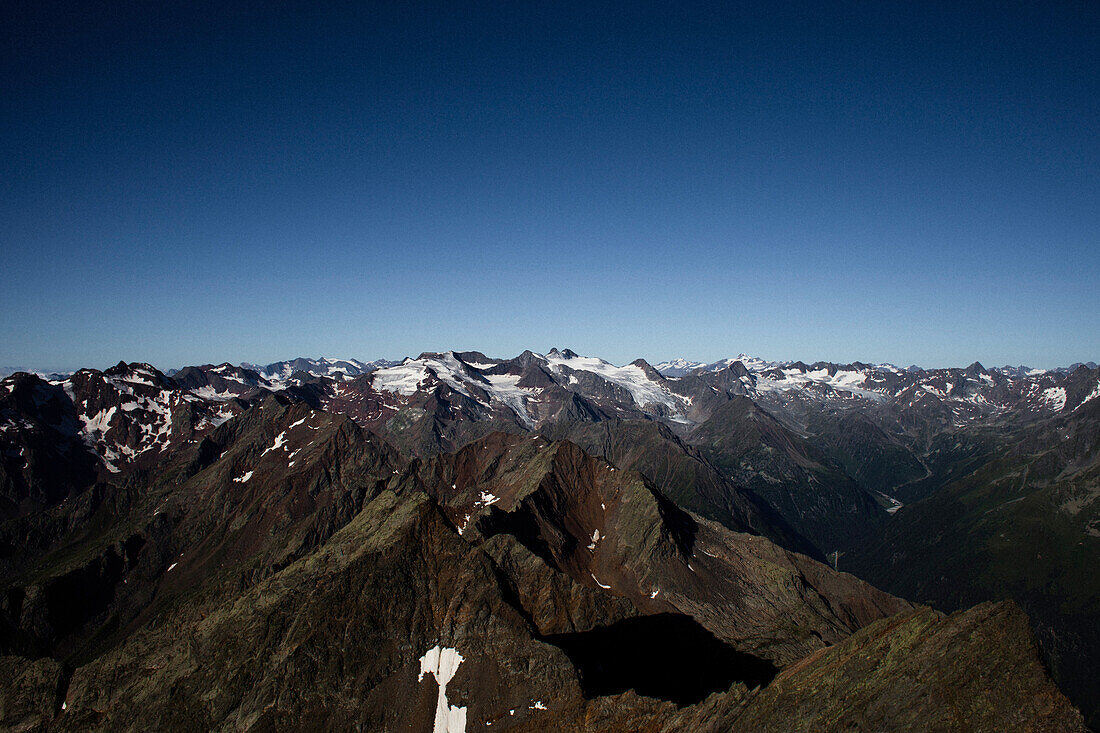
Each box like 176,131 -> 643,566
2,1 -> 1098,371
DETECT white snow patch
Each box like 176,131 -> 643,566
543,353 -> 687,413
189,385 -> 238,402
371,361 -> 429,396
418,645 -> 467,733
1077,382 -> 1100,410
372,353 -> 475,398
261,431 -> 288,456
1041,387 -> 1067,412
590,573 -> 611,589
233,471 -> 254,483
654,358 -> 703,374
753,367 -> 886,402
481,373 -> 537,426
60,380 -> 76,403
211,406 -> 236,427
166,562 -> 178,572
81,406 -> 117,435
878,492 -> 904,514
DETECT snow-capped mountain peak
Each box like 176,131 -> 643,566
655,354 -> 778,377
242,357 -> 398,386
654,358 -> 705,377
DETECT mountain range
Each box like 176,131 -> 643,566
1,349 -> 1097,730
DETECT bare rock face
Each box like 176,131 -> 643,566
412,433 -> 907,665
687,395 -> 888,554
849,382 -> 1100,728
56,491 -> 591,730
0,374 -> 98,519
0,655 -> 65,731
667,602 -> 1086,733
540,419 -> 820,559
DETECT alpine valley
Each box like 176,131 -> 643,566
2,349 -> 1097,731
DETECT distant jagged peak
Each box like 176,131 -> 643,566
0,366 -> 73,381
964,361 -> 987,376
452,350 -> 499,368
629,358 -> 666,381
653,358 -> 705,377
655,354 -> 779,376
242,356 -> 398,385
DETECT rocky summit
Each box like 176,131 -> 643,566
0,351 -> 1095,731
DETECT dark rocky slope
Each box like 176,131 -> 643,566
849,376 -> 1100,727
688,396 -> 887,554
0,386 -> 1087,731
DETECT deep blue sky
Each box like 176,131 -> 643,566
3,1 -> 1098,371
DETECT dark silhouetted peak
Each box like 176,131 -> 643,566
630,358 -> 664,381
105,361 -> 137,376
102,361 -> 170,386
514,350 -> 545,368
709,360 -> 751,381
453,351 -> 492,365
517,362 -> 557,389
965,361 -> 986,376
1,371 -> 47,391
726,360 -> 751,377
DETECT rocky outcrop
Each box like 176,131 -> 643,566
667,602 -> 1086,732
